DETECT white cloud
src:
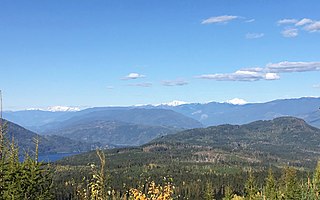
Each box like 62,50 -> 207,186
197,61 -> 320,82
295,18 -> 313,26
265,73 -> 280,80
162,79 -> 189,86
277,19 -> 298,25
313,84 -> 320,89
226,98 -> 248,105
266,61 -> 320,73
201,15 -> 238,24
197,70 -> 279,82
241,67 -> 264,72
122,73 -> 145,80
281,28 -> 298,38
304,21 -> 320,32
107,86 -> 114,90
127,82 -> 152,87
245,19 -> 255,23
278,18 -> 320,36
245,33 -> 264,39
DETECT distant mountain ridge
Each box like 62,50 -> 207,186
47,120 -> 178,146
156,97 -> 320,128
26,106 -> 82,112
39,108 -> 201,147
60,117 -> 320,168
3,97 -> 320,133
43,108 -> 203,131
2,120 -> 94,154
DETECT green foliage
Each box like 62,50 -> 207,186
313,160 -> 320,197
74,149 -> 111,200
265,168 -> 277,200
203,181 -> 215,200
280,166 -> 302,200
0,127 -> 53,200
4,120 -> 92,154
5,116 -> 320,199
244,169 -> 259,200
151,117 -> 320,168
223,186 -> 234,200
88,149 -> 108,200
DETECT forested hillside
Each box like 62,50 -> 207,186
4,120 -> 93,153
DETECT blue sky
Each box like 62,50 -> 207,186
0,0 -> 320,110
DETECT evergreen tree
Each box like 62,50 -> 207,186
0,126 -> 53,199
223,186 -> 233,200
204,181 -> 215,200
265,168 -> 277,200
313,160 -> 320,199
301,176 -> 316,200
280,166 -> 301,200
244,169 -> 258,200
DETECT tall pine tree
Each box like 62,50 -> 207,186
203,181 -> 215,200
280,166 -> 301,200
244,169 -> 259,200
265,168 -> 277,200
313,160 -> 320,199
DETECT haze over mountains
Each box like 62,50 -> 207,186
2,97 -> 320,155
4,97 -> 320,130
3,120 -> 93,154
47,120 -> 177,146
156,97 -> 320,128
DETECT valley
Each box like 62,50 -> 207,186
2,103 -> 320,199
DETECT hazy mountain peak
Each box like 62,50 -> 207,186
225,98 -> 248,105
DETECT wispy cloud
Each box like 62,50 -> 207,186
304,21 -> 320,32
197,61 -> 320,82
313,84 -> 320,89
245,19 -> 255,23
281,28 -> 298,38
277,19 -> 298,25
295,18 -> 313,26
122,73 -> 145,80
197,70 -> 279,81
266,61 -> 320,72
107,86 -> 114,90
201,15 -> 239,24
245,32 -> 264,39
162,79 -> 189,86
127,82 -> 152,87
278,18 -> 320,37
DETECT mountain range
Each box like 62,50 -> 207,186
59,117 -> 320,168
46,120 -> 179,146
155,97 -> 320,127
2,120 -> 93,154
153,117 -> 320,164
4,107 -> 202,133
2,97 -> 320,152
4,97 -> 320,131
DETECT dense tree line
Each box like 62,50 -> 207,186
2,121 -> 320,199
